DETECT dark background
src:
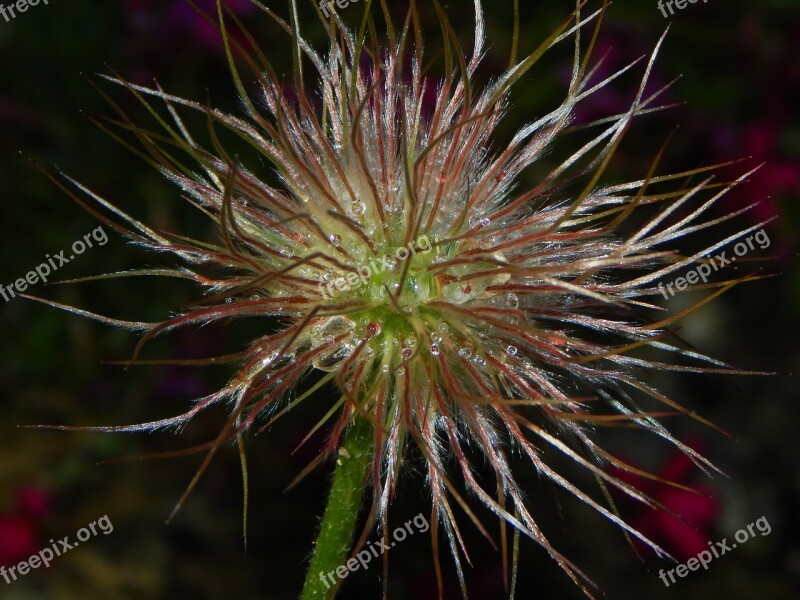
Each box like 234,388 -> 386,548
0,1 -> 798,598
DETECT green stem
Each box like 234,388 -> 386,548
300,417 -> 373,600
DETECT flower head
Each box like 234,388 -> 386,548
33,1 -> 772,596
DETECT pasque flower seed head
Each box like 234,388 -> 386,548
30,1 -> 773,596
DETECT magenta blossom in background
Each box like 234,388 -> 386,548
126,0 -> 256,60
715,120 -> 800,240
565,28 -> 670,127
0,486 -> 50,567
610,441 -> 719,561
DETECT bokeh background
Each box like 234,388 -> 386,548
1,1 -> 798,598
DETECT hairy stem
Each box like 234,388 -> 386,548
300,417 -> 373,600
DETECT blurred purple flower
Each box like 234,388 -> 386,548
126,0 -> 256,69
566,27 -> 670,126
610,441 -> 719,561
716,120 -> 800,235
0,486 -> 50,567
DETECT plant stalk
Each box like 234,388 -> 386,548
300,417 -> 373,600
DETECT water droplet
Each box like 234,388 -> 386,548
225,297 -> 233,304
431,333 -> 443,344
438,322 -> 449,333
429,343 -> 440,356
404,336 -> 417,348
480,217 -> 490,227
367,322 -> 382,336
328,234 -> 342,247
401,348 -> 413,360
260,350 -> 280,366
507,345 -> 518,356
458,347 -> 472,359
250,294 -> 260,301
506,293 -> 519,309
381,364 -> 390,373
351,201 -> 367,216
402,306 -> 413,315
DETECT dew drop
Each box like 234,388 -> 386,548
351,201 -> 367,216
250,294 -> 260,301
480,217 -> 490,227
507,345 -> 518,356
429,343 -> 440,356
401,348 -> 413,360
458,347 -> 472,359
367,322 -> 382,336
225,297 -> 233,304
328,234 -> 342,247
506,293 -> 519,309
261,350 -> 279,366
